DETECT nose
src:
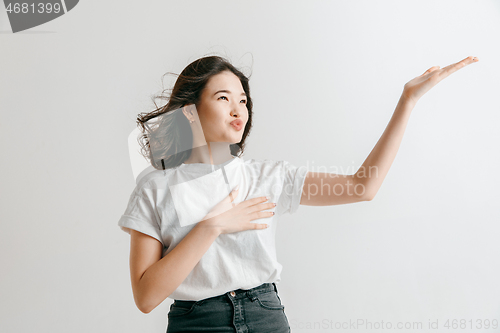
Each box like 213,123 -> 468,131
231,110 -> 240,119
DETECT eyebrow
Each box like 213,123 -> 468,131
213,90 -> 247,97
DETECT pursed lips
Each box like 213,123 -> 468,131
229,119 -> 243,131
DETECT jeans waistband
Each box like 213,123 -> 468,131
174,282 -> 278,304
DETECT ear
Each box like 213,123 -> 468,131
182,104 -> 195,122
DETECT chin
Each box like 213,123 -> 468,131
225,133 -> 243,143
211,136 -> 241,144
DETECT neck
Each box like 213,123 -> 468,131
183,142 -> 234,165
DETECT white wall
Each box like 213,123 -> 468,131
1,1 -> 499,332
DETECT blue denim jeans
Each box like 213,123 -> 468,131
166,282 -> 291,333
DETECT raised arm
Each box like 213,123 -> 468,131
300,56 -> 478,206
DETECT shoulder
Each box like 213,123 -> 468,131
243,157 -> 298,169
242,157 -> 281,167
242,157 -> 299,177
133,168 -> 177,195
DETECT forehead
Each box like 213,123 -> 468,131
204,71 -> 244,92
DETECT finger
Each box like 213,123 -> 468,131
241,195 -> 270,209
228,187 -> 239,206
421,66 -> 440,76
439,56 -> 478,78
249,223 -> 269,230
248,202 -> 275,215
229,186 -> 238,197
249,210 -> 274,221
258,202 -> 276,212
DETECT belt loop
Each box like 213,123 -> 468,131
246,288 -> 257,301
272,282 -> 278,293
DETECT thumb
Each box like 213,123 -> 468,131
228,185 -> 240,202
421,66 -> 440,76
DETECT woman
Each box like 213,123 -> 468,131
118,55 -> 478,332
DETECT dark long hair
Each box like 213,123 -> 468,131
136,56 -> 253,170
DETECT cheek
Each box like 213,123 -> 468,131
201,114 -> 226,134
199,110 -> 217,126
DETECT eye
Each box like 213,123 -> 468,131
218,96 -> 247,104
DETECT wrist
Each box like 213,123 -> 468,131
196,217 -> 222,237
399,91 -> 418,107
399,93 -> 417,109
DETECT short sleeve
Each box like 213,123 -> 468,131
276,160 -> 308,215
118,185 -> 164,247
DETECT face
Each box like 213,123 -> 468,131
194,71 -> 249,143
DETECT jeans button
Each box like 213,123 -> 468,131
230,291 -> 236,297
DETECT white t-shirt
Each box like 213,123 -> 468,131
118,156 -> 308,301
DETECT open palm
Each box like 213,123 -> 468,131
403,56 -> 479,105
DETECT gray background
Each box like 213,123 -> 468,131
1,0 -> 499,332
